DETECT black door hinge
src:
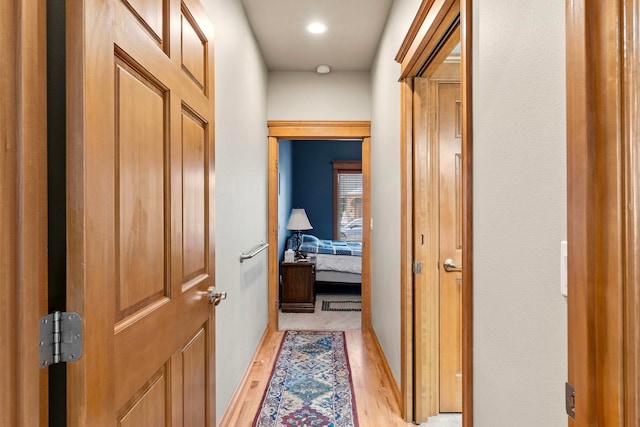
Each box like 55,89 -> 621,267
566,382 -> 575,419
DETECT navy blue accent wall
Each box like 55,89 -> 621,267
291,140 -> 362,240
278,140 -> 293,261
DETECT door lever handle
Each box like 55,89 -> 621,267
207,286 -> 227,306
443,258 -> 462,272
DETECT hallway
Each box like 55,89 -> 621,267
222,329 -> 415,426
0,0 -> 574,425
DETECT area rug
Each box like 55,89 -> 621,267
253,330 -> 359,427
321,300 -> 362,312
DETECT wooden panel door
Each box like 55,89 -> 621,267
438,82 -> 462,413
66,0 -> 216,425
412,60 -> 461,421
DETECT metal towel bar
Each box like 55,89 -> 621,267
240,242 -> 269,262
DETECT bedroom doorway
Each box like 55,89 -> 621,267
266,121 -> 372,333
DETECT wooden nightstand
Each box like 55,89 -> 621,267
280,261 -> 315,313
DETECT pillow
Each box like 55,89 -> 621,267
301,234 -> 319,243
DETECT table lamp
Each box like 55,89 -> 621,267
286,208 -> 313,259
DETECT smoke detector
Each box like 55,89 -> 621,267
316,65 -> 331,74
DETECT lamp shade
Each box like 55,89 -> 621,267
286,208 -> 313,231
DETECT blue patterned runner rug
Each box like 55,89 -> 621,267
252,331 -> 359,427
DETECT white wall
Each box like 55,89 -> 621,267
201,1 -> 269,423
268,71 -> 371,120
370,0 -> 421,385
473,0 -> 567,425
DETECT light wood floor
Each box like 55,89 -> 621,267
219,329 -> 415,426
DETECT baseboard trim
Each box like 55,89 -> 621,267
217,327 -> 270,426
366,325 -> 403,412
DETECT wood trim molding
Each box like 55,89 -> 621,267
1,0 -> 49,425
460,0 -> 473,423
268,136 -> 279,331
566,0 -> 626,425
267,121 -> 372,334
400,78 -> 414,422
398,0 -> 472,423
396,0 -> 438,62
396,0 -> 460,80
331,161 -> 362,170
267,121 -> 371,139
623,1 -> 640,424
361,137 -> 372,330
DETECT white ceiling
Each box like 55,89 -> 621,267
240,0 -> 395,72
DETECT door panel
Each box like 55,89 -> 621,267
116,59 -> 168,318
66,0 -> 215,424
182,328 -> 207,426
181,11 -> 207,89
182,110 -> 207,280
117,370 -> 168,426
439,82 -> 462,413
124,0 -> 165,42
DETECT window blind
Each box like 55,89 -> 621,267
336,172 -> 362,242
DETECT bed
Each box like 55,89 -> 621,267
287,234 -> 362,285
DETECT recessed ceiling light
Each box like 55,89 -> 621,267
306,22 -> 327,34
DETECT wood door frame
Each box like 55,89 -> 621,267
566,0 -> 638,424
1,0 -> 49,425
396,0 -> 472,423
267,121 -> 371,332
622,0 -> 640,420
413,61 -> 462,420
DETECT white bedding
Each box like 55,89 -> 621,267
314,254 -> 361,274
315,270 -> 361,284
